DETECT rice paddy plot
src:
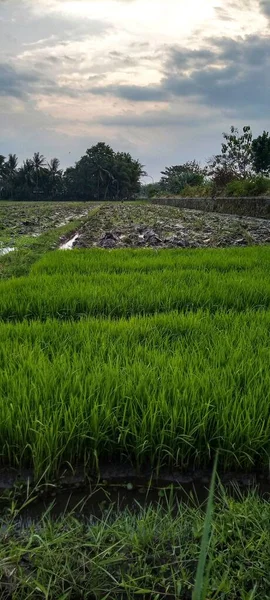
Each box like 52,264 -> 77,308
32,245 -> 270,275
0,246 -> 270,320
0,310 -> 270,476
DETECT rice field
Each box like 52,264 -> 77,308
1,204 -> 270,598
1,247 -> 270,321
1,245 -> 270,476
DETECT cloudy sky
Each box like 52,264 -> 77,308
0,0 -> 269,179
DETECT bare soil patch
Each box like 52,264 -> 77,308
69,202 -> 270,249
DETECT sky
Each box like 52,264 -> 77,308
0,0 -> 269,180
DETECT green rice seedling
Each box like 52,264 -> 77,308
1,259 -> 270,320
0,311 -> 270,476
32,245 -> 270,277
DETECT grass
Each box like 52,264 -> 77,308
0,204 -> 100,280
0,490 -> 269,599
0,311 -> 270,475
0,222 -> 80,280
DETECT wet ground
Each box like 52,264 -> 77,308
1,201 -> 270,251
62,202 -> 270,249
0,201 -> 92,249
1,465 -> 270,523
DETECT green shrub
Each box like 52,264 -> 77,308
225,177 -> 270,197
180,183 -> 214,197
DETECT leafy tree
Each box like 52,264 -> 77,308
207,162 -> 236,188
113,152 -> 146,199
252,131 -> 270,175
64,143 -> 145,201
14,159 -> 35,199
140,182 -> 162,198
208,126 -> 253,182
85,143 -> 115,200
160,161 -> 205,194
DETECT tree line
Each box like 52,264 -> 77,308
0,143 -> 146,201
1,126 -> 270,201
144,126 -> 270,198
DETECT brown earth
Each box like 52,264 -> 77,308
67,202 -> 270,250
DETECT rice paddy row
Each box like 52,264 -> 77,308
1,310 -> 270,475
1,247 -> 270,320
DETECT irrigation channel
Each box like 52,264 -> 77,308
1,467 -> 270,524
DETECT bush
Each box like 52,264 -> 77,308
225,177 -> 270,197
180,183 -> 214,197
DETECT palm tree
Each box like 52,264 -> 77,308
48,157 -> 60,173
0,155 -> 6,195
21,159 -> 35,187
48,158 -> 62,196
32,152 -> 46,193
5,154 -> 18,199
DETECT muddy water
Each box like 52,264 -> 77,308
59,233 -> 80,250
19,481 -> 207,521
0,247 -> 15,256
6,474 -> 270,523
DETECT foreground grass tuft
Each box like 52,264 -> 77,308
0,492 -> 269,599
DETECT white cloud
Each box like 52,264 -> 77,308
0,0 -> 269,178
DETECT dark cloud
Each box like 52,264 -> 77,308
167,47 -> 216,71
107,51 -> 139,67
163,35 -> 270,116
100,110 -> 204,128
0,61 -> 75,99
0,63 -> 41,98
46,55 -> 59,63
90,34 -> 270,118
214,7 -> 234,21
260,1 -> 270,17
90,83 -> 167,101
0,5 -> 112,59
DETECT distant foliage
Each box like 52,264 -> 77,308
0,143 -> 145,201
2,126 -> 270,201
180,183 -> 214,197
160,161 -> 206,194
140,183 -> 162,198
252,131 -> 270,175
208,125 -> 254,184
225,177 -> 270,197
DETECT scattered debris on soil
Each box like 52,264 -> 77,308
71,203 -> 270,249
0,202 -> 91,243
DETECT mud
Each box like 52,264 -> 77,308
0,202 -> 94,244
1,465 -> 270,522
69,203 -> 270,249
